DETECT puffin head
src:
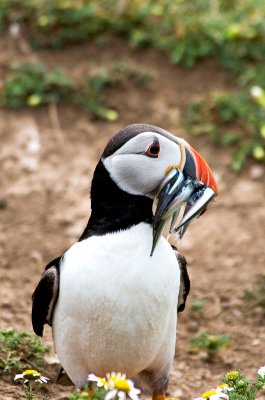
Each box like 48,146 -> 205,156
101,124 -> 218,254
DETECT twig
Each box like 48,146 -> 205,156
48,102 -> 64,145
21,357 -> 41,371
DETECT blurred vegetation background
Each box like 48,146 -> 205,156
1,0 -> 265,170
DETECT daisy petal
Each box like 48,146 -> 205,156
258,366 -> 265,378
88,373 -> 99,382
105,389 -> 118,400
14,374 -> 24,381
129,390 -> 141,400
38,377 -> 50,383
117,391 -> 126,400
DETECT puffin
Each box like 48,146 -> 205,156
32,124 -> 217,399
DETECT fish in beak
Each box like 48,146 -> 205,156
151,140 -> 218,256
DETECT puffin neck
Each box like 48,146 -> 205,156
78,160 -> 154,241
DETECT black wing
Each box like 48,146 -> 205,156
32,257 -> 61,337
172,247 -> 190,313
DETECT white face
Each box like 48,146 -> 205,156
102,132 -> 183,197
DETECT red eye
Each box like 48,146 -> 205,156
146,143 -> 160,158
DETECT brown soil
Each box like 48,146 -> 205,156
0,37 -> 265,400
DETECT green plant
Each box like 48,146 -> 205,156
186,89 -> 265,170
243,274 -> 265,315
193,367 -> 265,399
75,69 -> 118,121
190,297 -> 206,313
75,61 -> 152,120
14,369 -> 50,400
1,62 -> 73,109
0,328 -> 50,374
1,60 -> 152,121
0,1 -> 263,64
0,61 -> 117,119
69,386 -> 106,400
189,330 -> 231,356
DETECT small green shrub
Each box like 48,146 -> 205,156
186,90 -> 265,170
1,62 -> 73,109
0,328 -> 50,374
190,297 -> 206,318
1,60 -> 151,121
189,330 -> 231,356
221,369 -> 265,400
243,274 -> 265,315
190,297 -> 206,313
76,61 -> 152,120
193,367 -> 265,400
69,386 -> 107,400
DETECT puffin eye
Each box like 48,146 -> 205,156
145,143 -> 160,158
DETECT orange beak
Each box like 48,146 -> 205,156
182,140 -> 218,194
151,140 -> 218,256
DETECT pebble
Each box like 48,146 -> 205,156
173,370 -> 183,379
231,308 -> 243,319
249,165 -> 264,180
172,388 -> 183,398
187,321 -> 199,333
44,354 -> 60,365
21,157 -> 38,172
0,199 -> 7,209
30,250 -> 42,263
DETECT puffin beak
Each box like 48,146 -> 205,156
151,141 -> 218,256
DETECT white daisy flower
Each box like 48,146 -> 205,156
250,86 -> 263,98
211,385 -> 229,400
14,369 -> 49,384
105,372 -> 140,400
209,394 -> 229,400
258,366 -> 265,378
88,373 -> 109,389
87,372 -> 140,400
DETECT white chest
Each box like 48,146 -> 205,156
53,223 -> 180,386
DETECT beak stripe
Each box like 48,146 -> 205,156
184,143 -> 218,194
179,140 -> 186,171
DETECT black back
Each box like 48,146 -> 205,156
32,257 -> 61,336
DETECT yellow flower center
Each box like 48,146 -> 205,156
98,377 -> 108,386
111,378 -> 131,392
225,371 -> 239,380
218,384 -> 228,389
23,369 -> 41,377
22,369 -> 41,381
202,389 -> 217,398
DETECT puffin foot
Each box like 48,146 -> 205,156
152,394 -> 166,400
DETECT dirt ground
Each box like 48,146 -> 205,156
0,37 -> 265,400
